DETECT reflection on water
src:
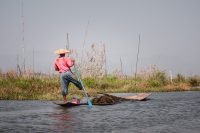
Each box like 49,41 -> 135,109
0,92 -> 200,133
51,109 -> 75,132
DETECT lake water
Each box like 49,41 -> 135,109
0,92 -> 200,133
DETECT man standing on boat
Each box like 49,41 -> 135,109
54,49 -> 83,103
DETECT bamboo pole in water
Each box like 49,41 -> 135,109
32,48 -> 35,75
103,43 -> 107,76
20,0 -> 26,75
120,57 -> 123,77
66,33 -> 70,57
135,34 -> 141,85
66,33 -> 69,50
81,19 -> 90,63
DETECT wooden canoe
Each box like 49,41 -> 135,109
53,93 -> 151,107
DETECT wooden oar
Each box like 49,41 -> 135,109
74,64 -> 93,108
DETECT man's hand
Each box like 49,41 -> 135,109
71,58 -> 75,63
55,64 -> 59,71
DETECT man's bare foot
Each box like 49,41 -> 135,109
87,93 -> 90,97
63,96 -> 67,103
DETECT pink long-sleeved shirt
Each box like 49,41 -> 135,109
54,57 -> 74,73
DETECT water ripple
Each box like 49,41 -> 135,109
0,92 -> 200,133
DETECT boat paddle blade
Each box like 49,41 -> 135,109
88,100 -> 93,108
74,64 -> 93,109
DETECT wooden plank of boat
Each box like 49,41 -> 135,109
123,93 -> 151,101
99,93 -> 151,101
53,101 -> 86,107
53,93 -> 151,107
53,101 -> 114,107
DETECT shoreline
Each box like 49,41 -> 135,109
1,87 -> 199,100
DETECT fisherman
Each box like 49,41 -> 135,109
54,48 -> 83,103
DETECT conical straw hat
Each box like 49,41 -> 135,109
54,49 -> 70,54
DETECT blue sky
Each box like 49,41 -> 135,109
0,0 -> 200,76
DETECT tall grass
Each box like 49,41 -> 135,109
0,72 -> 60,100
74,43 -> 107,78
0,70 -> 200,100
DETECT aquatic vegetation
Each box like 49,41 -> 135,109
0,68 -> 200,100
188,76 -> 200,87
